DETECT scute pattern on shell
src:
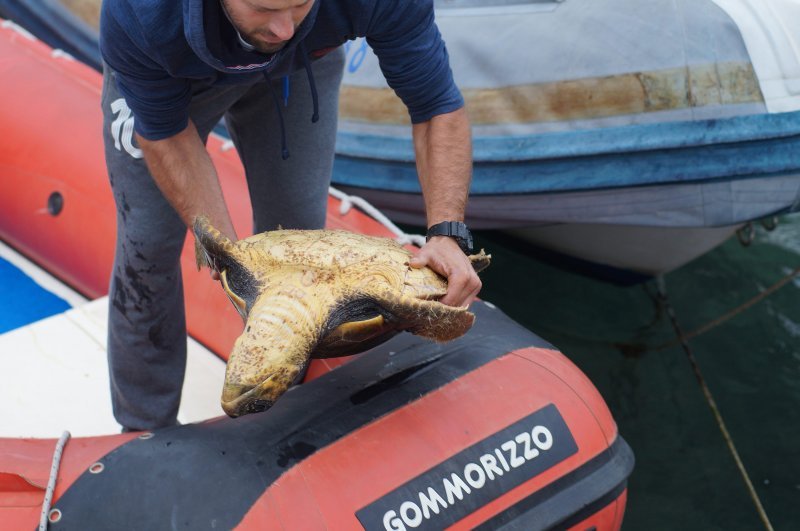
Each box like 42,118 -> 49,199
193,217 -> 490,417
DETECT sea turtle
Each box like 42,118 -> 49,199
193,216 -> 490,417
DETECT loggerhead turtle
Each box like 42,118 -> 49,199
193,216 -> 490,417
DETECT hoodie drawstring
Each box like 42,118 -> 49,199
262,42 -> 320,160
299,41 -> 320,123
263,71 -> 290,160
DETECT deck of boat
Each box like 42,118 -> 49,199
0,241 -> 225,438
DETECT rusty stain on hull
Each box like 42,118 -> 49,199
59,0 -> 100,29
339,62 -> 764,125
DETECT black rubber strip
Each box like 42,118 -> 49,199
551,479 -> 628,531
49,302 -> 552,530
474,436 -> 635,531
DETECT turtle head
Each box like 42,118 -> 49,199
219,352 -> 304,417
219,294 -> 317,418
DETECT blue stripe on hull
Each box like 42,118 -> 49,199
334,111 -> 800,195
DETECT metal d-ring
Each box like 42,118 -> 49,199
759,216 -> 778,232
736,223 -> 755,246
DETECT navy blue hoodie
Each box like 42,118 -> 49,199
99,0 -> 464,141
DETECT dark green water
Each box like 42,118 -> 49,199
472,214 -> 800,530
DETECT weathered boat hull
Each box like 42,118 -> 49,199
4,0 -> 800,276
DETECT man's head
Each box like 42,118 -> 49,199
220,0 -> 315,54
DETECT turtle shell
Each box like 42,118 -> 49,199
193,216 -> 490,417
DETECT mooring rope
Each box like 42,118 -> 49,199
652,265 -> 800,352
656,277 -> 774,531
526,265 -> 800,357
39,430 -> 71,530
328,186 -> 427,247
1,19 -> 36,40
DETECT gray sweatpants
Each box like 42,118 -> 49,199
101,48 -> 345,431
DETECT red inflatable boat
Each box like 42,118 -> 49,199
0,20 -> 633,530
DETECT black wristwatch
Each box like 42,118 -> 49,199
426,221 -> 474,254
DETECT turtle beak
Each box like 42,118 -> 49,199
221,381 -> 274,417
220,369 -> 302,417
219,329 -> 308,418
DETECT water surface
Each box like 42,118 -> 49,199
474,214 -> 800,530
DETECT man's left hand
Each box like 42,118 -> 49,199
409,236 -> 482,308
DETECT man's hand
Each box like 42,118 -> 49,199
409,236 -> 481,308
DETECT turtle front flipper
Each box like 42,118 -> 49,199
220,289 -> 327,417
374,291 -> 476,342
193,216 -> 238,272
469,250 -> 491,273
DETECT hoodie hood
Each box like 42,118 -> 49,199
183,0 -> 321,74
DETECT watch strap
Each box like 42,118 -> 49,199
426,221 -> 474,254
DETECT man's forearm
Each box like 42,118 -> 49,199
409,107 -> 480,308
412,107 -> 472,226
136,121 -> 237,240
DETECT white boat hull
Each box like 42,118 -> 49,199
507,223 -> 741,277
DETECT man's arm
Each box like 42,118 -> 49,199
408,107 -> 482,308
137,120 -> 237,243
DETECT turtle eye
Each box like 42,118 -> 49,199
220,269 -> 248,321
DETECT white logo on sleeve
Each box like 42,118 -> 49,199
110,98 -> 143,159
